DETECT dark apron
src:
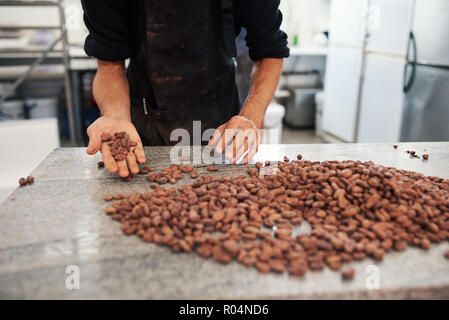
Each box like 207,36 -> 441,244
130,0 -> 241,146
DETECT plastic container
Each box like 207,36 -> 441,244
262,102 -> 286,144
284,89 -> 320,128
0,100 -> 24,119
314,92 -> 324,138
26,98 -> 58,119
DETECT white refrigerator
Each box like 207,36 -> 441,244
323,0 -> 415,142
400,0 -> 449,141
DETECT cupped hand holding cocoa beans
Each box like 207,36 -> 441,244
86,116 -> 146,177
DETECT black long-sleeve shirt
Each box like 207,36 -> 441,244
81,0 -> 290,62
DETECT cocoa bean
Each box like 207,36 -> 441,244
341,268 -> 355,280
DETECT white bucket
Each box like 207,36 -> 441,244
26,98 -> 58,119
262,102 -> 286,144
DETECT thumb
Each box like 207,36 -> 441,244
86,130 -> 102,155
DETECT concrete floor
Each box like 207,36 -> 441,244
281,127 -> 325,144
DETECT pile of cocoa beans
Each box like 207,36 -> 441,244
147,165 -> 198,185
101,131 -> 137,161
104,156 -> 449,279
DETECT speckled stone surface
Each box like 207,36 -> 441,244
0,143 -> 449,299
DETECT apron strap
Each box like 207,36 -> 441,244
220,0 -> 237,57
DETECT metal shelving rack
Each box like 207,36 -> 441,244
0,0 -> 76,145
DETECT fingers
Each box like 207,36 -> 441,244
226,130 -> 245,163
133,145 -> 146,164
223,121 -> 259,163
213,116 -> 262,161
126,152 -> 140,175
86,129 -> 102,155
243,139 -> 259,164
246,126 -> 259,161
216,127 -> 237,154
234,132 -> 258,164
235,135 -> 251,163
208,123 -> 227,148
116,159 -> 130,178
101,142 -> 140,177
100,143 -> 118,173
86,117 -> 148,177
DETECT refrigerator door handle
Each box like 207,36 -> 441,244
403,32 -> 417,93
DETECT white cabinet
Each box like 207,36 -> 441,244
323,47 -> 364,142
357,54 -> 406,142
328,0 -> 369,48
412,0 -> 449,66
355,0 -> 414,142
323,0 -> 416,143
323,0 -> 368,142
365,0 -> 415,56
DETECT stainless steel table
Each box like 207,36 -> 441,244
1,143 -> 449,299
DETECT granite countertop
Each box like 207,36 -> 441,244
0,143 -> 449,299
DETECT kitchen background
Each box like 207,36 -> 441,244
0,0 -> 448,202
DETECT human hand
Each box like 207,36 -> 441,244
86,116 -> 146,177
208,115 -> 260,164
